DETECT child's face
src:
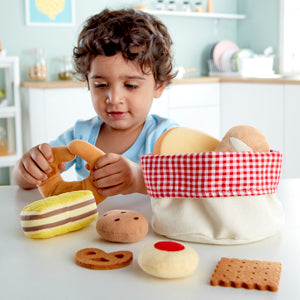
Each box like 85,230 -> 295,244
88,53 -> 165,132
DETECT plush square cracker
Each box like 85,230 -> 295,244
210,257 -> 281,292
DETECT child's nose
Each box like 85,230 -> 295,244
106,87 -> 124,104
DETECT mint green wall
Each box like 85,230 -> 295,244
0,0 -> 280,80
0,0 -> 241,81
237,0 -> 280,72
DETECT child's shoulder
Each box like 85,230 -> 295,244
147,114 -> 178,128
145,114 -> 179,137
73,116 -> 102,130
72,116 -> 102,139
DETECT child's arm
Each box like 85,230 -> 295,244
90,153 -> 147,196
13,143 -> 56,189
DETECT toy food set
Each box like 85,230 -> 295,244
138,240 -> 199,279
75,248 -> 133,270
20,190 -> 98,239
210,257 -> 282,292
96,210 -> 148,243
18,136 -> 281,292
38,139 -> 106,205
141,125 -> 284,245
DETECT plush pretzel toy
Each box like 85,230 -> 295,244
38,140 -> 106,205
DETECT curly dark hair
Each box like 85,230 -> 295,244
73,8 -> 176,85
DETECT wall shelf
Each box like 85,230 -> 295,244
0,56 -> 22,184
143,9 -> 246,20
0,154 -> 19,168
0,106 -> 17,118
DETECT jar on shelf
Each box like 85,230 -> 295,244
58,56 -> 74,80
168,0 -> 176,11
0,126 -> 8,156
28,48 -> 47,81
182,1 -> 191,12
206,0 -> 213,13
156,0 -> 165,10
135,0 -> 148,10
194,1 -> 203,12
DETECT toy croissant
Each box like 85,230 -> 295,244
38,140 -> 106,205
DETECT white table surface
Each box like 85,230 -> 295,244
1,178 -> 300,300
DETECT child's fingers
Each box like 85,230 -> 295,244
97,184 -> 124,197
58,162 -> 66,172
20,160 -> 46,185
38,143 -> 54,163
93,172 -> 122,189
30,148 -> 52,174
93,153 -> 120,170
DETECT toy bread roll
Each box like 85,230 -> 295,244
20,190 -> 98,239
214,125 -> 270,152
153,127 -> 220,155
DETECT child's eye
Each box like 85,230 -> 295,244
125,83 -> 138,89
94,82 -> 108,88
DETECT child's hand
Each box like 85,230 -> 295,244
13,143 -> 64,189
90,153 -> 147,197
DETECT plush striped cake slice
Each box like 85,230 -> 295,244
20,190 -> 98,239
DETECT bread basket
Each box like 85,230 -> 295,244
141,151 -> 284,245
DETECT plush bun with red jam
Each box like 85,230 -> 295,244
138,240 -> 199,278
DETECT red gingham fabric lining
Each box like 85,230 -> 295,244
141,151 -> 283,198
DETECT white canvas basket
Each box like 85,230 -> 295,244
141,151 -> 284,245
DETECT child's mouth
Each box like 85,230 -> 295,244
108,111 -> 127,120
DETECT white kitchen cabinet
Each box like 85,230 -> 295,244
167,83 -> 220,138
21,79 -> 300,181
149,88 -> 169,118
220,83 -> 286,176
21,85 -> 170,150
220,83 -> 284,150
21,86 -> 95,181
283,85 -> 300,178
21,87 -> 95,151
0,57 -> 22,183
21,83 -> 220,148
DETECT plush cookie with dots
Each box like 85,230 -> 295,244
96,210 -> 148,243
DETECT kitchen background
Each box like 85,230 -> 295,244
0,0 -> 283,183
0,0 -> 279,80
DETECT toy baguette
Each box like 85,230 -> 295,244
38,140 -> 106,205
20,190 -> 98,239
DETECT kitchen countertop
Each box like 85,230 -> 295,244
20,76 -> 300,89
1,178 -> 300,299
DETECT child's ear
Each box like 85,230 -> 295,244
154,82 -> 166,98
